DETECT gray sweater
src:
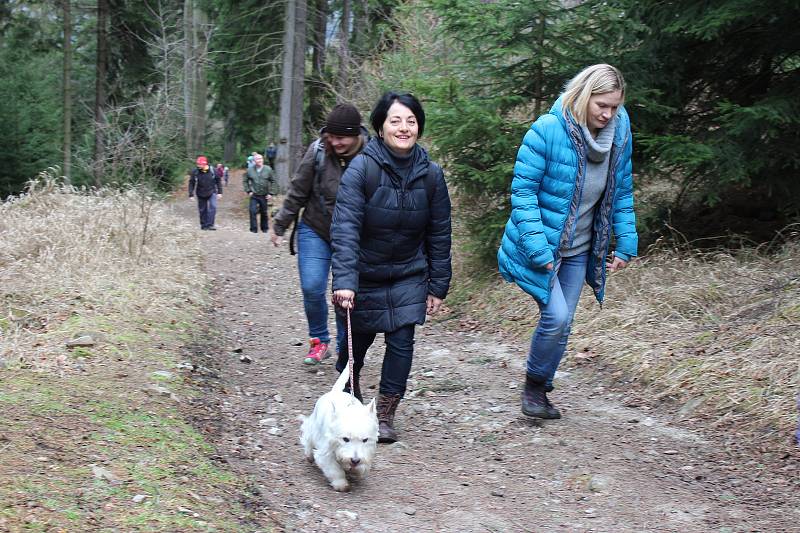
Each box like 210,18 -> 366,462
561,120 -> 616,257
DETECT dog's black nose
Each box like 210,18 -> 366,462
350,458 -> 361,466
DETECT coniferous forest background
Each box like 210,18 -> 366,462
1,0 -> 798,255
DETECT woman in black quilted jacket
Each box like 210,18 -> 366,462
331,91 -> 452,443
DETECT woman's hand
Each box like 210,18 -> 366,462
270,231 -> 283,247
426,295 -> 443,315
333,289 -> 355,309
606,254 -> 628,272
544,262 -> 554,271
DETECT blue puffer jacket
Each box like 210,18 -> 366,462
331,138 -> 452,333
497,96 -> 638,305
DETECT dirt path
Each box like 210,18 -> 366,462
178,171 -> 798,533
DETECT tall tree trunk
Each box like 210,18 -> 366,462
351,0 -> 368,58
289,0 -> 307,174
276,0 -> 295,189
183,0 -> 195,159
93,0 -> 109,186
223,108 -> 236,162
62,0 -> 72,183
308,0 -> 328,129
192,5 -> 208,154
276,0 -> 307,189
336,0 -> 350,98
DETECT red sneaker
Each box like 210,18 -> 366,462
303,338 -> 330,365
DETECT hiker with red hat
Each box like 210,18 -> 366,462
188,155 -> 223,230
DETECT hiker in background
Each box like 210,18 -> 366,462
244,153 -> 274,234
223,166 -> 230,186
266,142 -> 277,168
497,64 -> 638,420
214,163 -> 224,184
271,104 -> 368,366
331,92 -> 452,443
188,155 -> 223,230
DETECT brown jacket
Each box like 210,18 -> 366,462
272,130 -> 367,242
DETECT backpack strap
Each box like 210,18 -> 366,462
289,138 -> 326,256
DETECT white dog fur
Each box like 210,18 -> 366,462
300,368 -> 378,491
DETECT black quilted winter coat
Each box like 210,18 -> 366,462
331,138 -> 452,333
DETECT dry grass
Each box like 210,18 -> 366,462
445,231 -> 800,450
0,177 -> 267,531
575,239 -> 800,448
0,175 -> 206,370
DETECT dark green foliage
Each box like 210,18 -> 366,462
619,0 -> 800,242
207,0 -> 284,155
0,7 -> 63,196
418,0 -> 634,261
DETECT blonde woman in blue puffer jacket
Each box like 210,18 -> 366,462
497,64 -> 638,420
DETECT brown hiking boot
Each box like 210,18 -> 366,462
376,393 -> 402,443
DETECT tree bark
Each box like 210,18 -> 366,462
183,0 -> 195,159
308,0 -> 328,130
223,108 -> 236,162
62,0 -> 72,183
336,0 -> 350,98
290,0 -> 307,174
276,0 -> 307,189
93,0 -> 109,186
192,5 -> 208,154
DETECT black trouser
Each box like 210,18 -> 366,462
248,195 -> 269,233
336,324 -> 416,397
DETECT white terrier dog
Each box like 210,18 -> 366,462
300,368 -> 378,491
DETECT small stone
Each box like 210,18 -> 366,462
146,384 -> 172,397
403,506 -> 417,516
91,465 -> 118,483
588,476 -> 609,493
336,510 -> 358,520
267,427 -> 283,436
273,394 -> 283,403
663,450 -> 679,455
239,355 -> 252,363
232,346 -> 244,353
259,418 -> 278,427
66,336 -> 95,348
152,371 -> 174,380
491,489 -> 505,497
132,494 -> 148,503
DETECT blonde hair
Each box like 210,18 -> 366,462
562,64 -> 626,126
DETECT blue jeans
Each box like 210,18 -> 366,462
336,323 -> 416,397
297,221 -> 344,352
526,252 -> 589,390
197,194 -> 217,229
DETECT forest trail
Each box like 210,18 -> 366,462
176,171 -> 797,533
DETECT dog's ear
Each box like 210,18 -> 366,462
366,398 -> 376,416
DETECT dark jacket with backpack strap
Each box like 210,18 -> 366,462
331,137 -> 452,334
272,127 -> 370,244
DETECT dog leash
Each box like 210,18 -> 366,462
346,307 -> 354,398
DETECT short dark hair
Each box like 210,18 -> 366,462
369,91 -> 426,138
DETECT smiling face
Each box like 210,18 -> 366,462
327,134 -> 359,156
586,90 -> 623,136
380,101 -> 419,154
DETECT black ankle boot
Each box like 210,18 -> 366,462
521,374 -> 561,419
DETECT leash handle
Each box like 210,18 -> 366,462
347,307 -> 354,398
